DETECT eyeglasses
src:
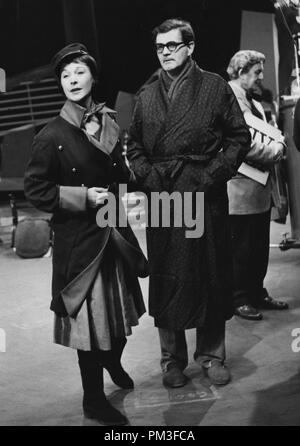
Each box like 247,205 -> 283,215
155,41 -> 187,54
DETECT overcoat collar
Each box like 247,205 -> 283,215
60,100 -> 119,156
147,61 -> 204,151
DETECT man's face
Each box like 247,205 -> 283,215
240,62 -> 264,91
155,29 -> 194,75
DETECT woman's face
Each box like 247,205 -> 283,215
60,61 -> 94,107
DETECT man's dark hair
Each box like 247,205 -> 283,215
152,18 -> 195,44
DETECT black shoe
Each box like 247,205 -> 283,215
78,351 -> 128,425
234,304 -> 263,321
83,399 -> 128,426
258,296 -> 289,310
105,365 -> 134,389
162,364 -> 188,388
202,359 -> 231,386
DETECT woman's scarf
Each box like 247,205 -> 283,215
60,99 -> 119,156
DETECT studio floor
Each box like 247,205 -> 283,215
0,200 -> 300,426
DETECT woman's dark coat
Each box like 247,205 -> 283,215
127,64 -> 251,330
24,110 -> 147,316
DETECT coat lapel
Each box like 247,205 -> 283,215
60,101 -> 120,158
82,108 -> 120,157
143,77 -> 170,151
155,64 -> 204,149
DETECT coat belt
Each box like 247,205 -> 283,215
149,154 -> 210,163
149,154 -> 210,179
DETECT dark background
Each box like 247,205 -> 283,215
0,0 -> 276,105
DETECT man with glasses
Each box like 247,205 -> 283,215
127,18 -> 250,388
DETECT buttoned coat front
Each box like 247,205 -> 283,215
24,107 -> 147,317
127,64 -> 251,330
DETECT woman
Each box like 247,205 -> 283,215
24,43 -> 148,426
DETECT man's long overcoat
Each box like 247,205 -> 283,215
127,64 -> 251,330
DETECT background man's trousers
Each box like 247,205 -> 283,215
229,209 -> 271,308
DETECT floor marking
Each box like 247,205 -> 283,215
134,387 -> 221,409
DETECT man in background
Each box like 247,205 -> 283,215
227,50 -> 289,321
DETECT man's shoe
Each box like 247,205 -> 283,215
258,296 -> 289,310
202,359 -> 231,386
234,304 -> 263,321
162,364 -> 188,388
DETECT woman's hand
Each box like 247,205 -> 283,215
87,187 -> 109,208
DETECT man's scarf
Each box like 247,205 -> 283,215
160,57 -> 193,103
142,60 -> 204,153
